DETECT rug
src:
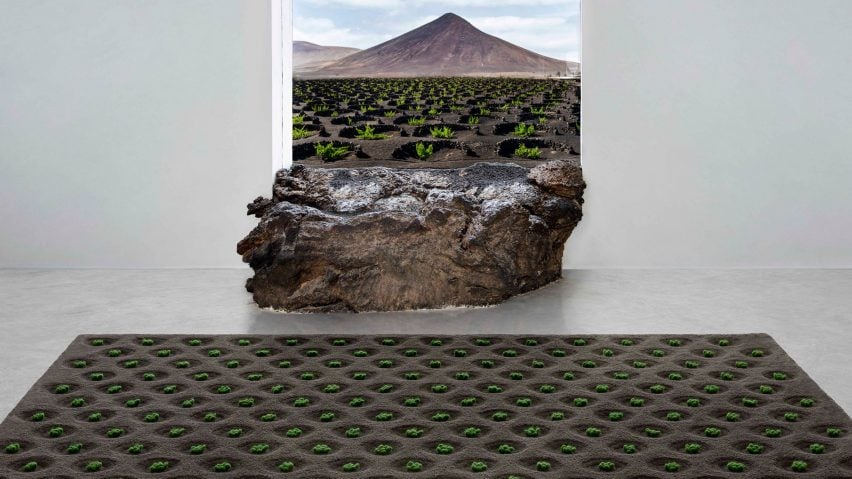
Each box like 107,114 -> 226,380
0,334 -> 849,478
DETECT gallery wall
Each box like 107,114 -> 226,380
1,0 -> 851,268
568,0 -> 852,268
0,0 -> 271,268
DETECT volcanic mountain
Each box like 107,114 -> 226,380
303,13 -> 576,78
293,41 -> 360,74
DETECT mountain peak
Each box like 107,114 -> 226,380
432,12 -> 472,27
437,12 -> 463,21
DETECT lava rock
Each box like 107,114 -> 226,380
237,160 -> 584,312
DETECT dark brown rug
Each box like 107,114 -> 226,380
0,334 -> 849,478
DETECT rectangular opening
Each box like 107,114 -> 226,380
275,1 -> 580,172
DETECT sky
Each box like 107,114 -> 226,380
293,0 -> 580,62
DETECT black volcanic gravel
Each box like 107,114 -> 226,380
292,78 -> 580,169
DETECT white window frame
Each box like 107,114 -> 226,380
271,0 -> 291,173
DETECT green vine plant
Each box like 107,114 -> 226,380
415,142 -> 434,160
513,123 -> 536,138
314,142 -> 350,161
514,144 -> 541,159
430,126 -> 454,139
293,126 -> 314,140
355,124 -> 389,140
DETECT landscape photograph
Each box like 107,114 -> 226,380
291,0 -> 581,168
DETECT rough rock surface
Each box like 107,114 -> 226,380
237,160 -> 584,312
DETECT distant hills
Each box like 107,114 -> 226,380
295,13 -> 577,78
293,41 -> 361,74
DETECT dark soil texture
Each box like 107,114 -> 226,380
292,77 -> 580,169
1,334 -> 849,478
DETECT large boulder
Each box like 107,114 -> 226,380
237,160 -> 585,312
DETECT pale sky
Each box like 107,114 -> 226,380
293,0 -> 580,62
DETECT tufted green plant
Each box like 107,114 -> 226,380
374,443 -> 393,455
435,443 -> 454,454
491,411 -> 509,421
374,412 -> 393,422
149,461 -> 170,473
666,412 -> 682,421
249,443 -> 269,454
649,384 -> 666,394
311,443 -> 331,454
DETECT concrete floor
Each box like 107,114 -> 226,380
0,269 -> 849,420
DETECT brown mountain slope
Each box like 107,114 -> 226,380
293,41 -> 360,73
306,13 -> 576,78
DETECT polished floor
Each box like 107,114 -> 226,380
0,269 -> 849,419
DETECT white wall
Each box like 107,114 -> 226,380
0,0 -> 271,268
2,1 -> 851,268
566,0 -> 852,268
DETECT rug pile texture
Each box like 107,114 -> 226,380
0,334 -> 849,478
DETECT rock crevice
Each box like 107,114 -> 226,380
238,160 -> 584,312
